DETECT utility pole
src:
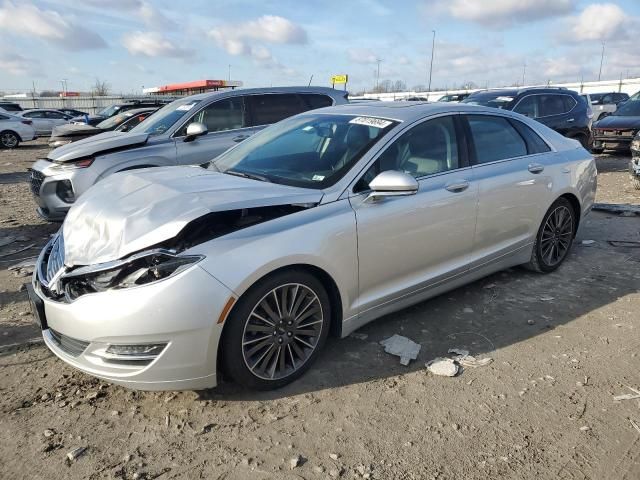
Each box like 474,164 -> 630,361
598,41 -> 605,81
522,61 -> 526,86
228,64 -> 231,82
375,58 -> 382,91
428,30 -> 436,92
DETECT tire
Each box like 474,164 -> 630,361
0,131 -> 19,149
525,197 -> 576,273
222,269 -> 331,390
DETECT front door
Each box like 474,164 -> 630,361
349,115 -> 478,315
174,97 -> 260,165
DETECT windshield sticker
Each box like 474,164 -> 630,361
495,96 -> 514,102
312,174 -> 325,181
176,103 -> 197,111
349,117 -> 393,129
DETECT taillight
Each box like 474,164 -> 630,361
21,120 -> 32,125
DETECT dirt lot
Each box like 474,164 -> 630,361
0,140 -> 639,479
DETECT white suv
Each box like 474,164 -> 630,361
0,111 -> 36,148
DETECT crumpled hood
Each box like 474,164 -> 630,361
51,123 -> 101,139
594,115 -> 640,130
48,131 -> 149,162
62,166 -> 323,266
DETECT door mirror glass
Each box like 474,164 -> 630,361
367,170 -> 418,201
184,122 -> 208,142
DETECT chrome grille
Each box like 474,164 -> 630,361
49,329 -> 89,357
44,234 -> 65,284
30,169 -> 44,196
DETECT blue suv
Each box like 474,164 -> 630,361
463,87 -> 592,148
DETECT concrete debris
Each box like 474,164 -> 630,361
43,429 -> 55,438
329,453 -> 340,460
66,446 -> 87,461
350,332 -> 369,341
289,454 -> 303,469
426,358 -> 459,377
592,203 -> 640,215
380,334 -> 421,365
613,386 -> 640,402
579,426 -> 591,432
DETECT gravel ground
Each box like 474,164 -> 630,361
0,140 -> 639,479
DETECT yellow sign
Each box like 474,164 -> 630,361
331,74 -> 348,84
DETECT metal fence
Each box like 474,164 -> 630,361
6,96 -> 174,115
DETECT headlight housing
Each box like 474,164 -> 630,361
49,156 -> 95,171
63,250 -> 203,301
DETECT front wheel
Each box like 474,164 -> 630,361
222,270 -> 331,390
0,131 -> 19,149
525,198 -> 576,273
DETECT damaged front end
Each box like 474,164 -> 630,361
37,204 -> 313,303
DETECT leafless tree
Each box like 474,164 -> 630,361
92,78 -> 111,96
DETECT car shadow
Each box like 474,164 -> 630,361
198,212 -> 640,401
595,153 -> 631,173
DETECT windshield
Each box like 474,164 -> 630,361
129,98 -> 201,136
97,105 -> 121,117
210,113 -> 397,189
96,112 -> 129,129
462,92 -> 516,109
614,100 -> 640,117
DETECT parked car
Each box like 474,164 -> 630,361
28,102 -> 596,391
630,132 -> 640,189
73,99 -> 172,126
402,96 -> 429,101
437,93 -> 470,102
591,100 -> 640,153
30,87 -> 348,221
0,111 -> 36,148
0,101 -> 23,112
49,107 -> 159,147
588,92 -> 629,121
57,108 -> 89,118
18,109 -> 73,136
462,87 -> 592,148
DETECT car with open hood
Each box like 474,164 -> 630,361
49,107 -> 158,147
591,99 -> 640,153
29,86 -> 348,221
29,102 -> 596,391
72,99 -> 170,126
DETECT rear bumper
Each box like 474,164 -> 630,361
592,136 -> 632,151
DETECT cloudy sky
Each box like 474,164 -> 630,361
0,0 -> 639,94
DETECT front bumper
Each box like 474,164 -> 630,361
33,264 -> 234,391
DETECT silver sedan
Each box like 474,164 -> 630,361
29,103 -> 597,391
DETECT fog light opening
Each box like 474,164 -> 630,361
105,343 -> 167,359
56,180 -> 76,203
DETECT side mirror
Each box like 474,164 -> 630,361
184,122 -> 208,142
366,170 -> 418,202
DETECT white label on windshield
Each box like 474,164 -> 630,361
349,116 -> 392,129
312,174 -> 325,181
176,103 -> 197,111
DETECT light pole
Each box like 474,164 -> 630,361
375,58 -> 382,91
598,41 -> 605,81
228,64 -> 231,82
522,61 -> 526,86
428,30 -> 436,92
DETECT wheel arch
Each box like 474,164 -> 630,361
0,129 -> 21,142
558,192 -> 582,235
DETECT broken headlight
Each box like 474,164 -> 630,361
63,251 -> 203,301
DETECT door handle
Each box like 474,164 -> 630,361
445,180 -> 469,192
233,135 -> 250,143
528,163 -> 544,174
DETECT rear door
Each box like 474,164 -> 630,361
23,111 -> 48,135
45,110 -> 69,130
464,114 -> 554,266
173,96 -> 256,165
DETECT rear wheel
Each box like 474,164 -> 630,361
525,198 -> 576,273
0,131 -> 19,149
222,270 -> 330,390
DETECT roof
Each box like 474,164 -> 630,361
310,101 -> 524,123
180,86 -> 348,103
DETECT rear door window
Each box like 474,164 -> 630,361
300,94 -> 333,109
467,115 -> 528,164
45,111 -> 66,119
538,95 -> 568,117
248,94 -> 307,126
510,120 -> 551,154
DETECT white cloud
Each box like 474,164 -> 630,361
0,51 -> 40,76
122,31 -> 194,58
566,3 -> 628,41
0,1 -> 106,50
348,48 -> 378,64
209,15 -> 307,60
83,0 -> 175,29
428,0 -> 575,28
